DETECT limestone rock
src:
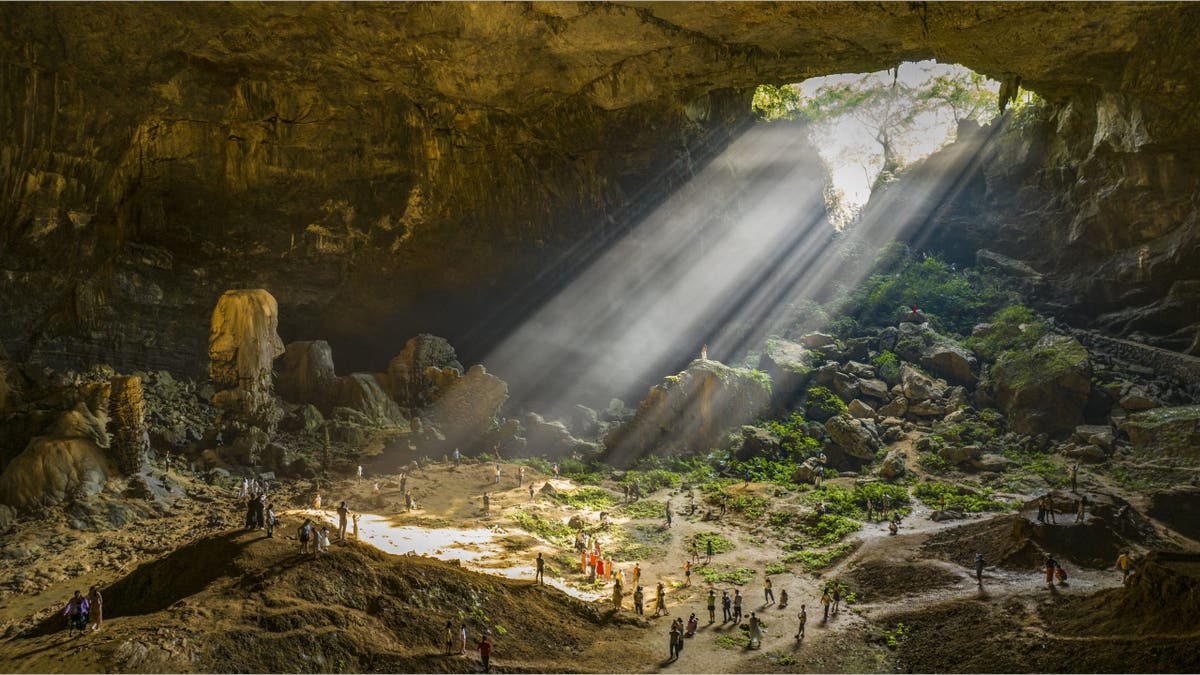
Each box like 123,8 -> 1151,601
737,426 -> 781,461
878,449 -> 907,480
969,453 -> 1013,473
0,437 -> 115,509
992,334 -> 1091,436
276,340 -> 337,407
801,333 -> 838,349
569,404 -> 600,438
207,289 -> 285,392
1122,406 -> 1200,458
1119,390 -> 1161,411
1072,424 -> 1115,451
938,443 -> 981,465
605,360 -> 771,465
847,399 -> 876,420
525,413 -> 585,457
425,365 -> 509,447
844,361 -> 876,379
878,397 -> 909,418
858,378 -> 889,401
824,414 -> 883,461
900,364 -> 942,402
758,337 -> 816,409
920,341 -> 978,387
108,375 -> 150,474
382,334 -> 463,408
908,400 -> 947,417
329,373 -> 405,426
791,457 -> 821,484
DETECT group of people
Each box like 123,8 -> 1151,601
441,621 -> 494,672
240,477 -> 276,536
62,587 -> 103,636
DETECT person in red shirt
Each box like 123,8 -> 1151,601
477,634 -> 493,673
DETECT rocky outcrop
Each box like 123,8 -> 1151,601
381,335 -> 464,409
108,375 -> 150,473
276,341 -> 337,407
824,414 -> 883,462
991,334 -> 1092,436
605,360 -> 771,466
0,437 -> 115,510
1122,406 -> 1200,458
207,290 -> 285,437
424,365 -> 508,448
758,337 -> 816,410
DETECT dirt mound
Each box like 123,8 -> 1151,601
922,515 -> 1045,570
1042,551 -> 1200,637
845,559 -> 961,602
4,527 -> 644,673
1147,487 -> 1200,542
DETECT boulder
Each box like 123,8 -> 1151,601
969,453 -> 1013,472
0,503 -> 13,533
605,361 -> 771,465
831,372 -> 858,403
207,289 -> 285,393
878,449 -> 907,480
878,326 -> 899,353
844,361 -> 876,379
824,414 -> 883,460
938,443 -> 981,465
569,404 -> 600,438
1072,425 -> 1115,452
843,338 -> 871,362
801,333 -> 838,349
276,340 -> 338,406
758,337 -> 817,409
992,334 -> 1091,436
425,364 -> 509,447
0,437 -> 115,509
920,341 -> 978,387
878,397 -> 908,418
847,399 -> 876,419
539,481 -> 559,497
525,412 -> 586,457
381,334 -> 464,408
908,400 -> 947,417
900,364 -> 942,402
737,426 -> 781,460
858,378 -> 889,401
791,457 -> 821,484
328,374 -> 406,426
1062,443 -> 1109,463
1122,406 -> 1200,458
1119,390 -> 1161,411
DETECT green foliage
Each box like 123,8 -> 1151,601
558,458 -> 605,485
1001,446 -> 1069,488
508,509 -> 574,546
618,499 -> 670,519
699,565 -> 756,585
965,304 -> 1050,361
783,542 -> 855,571
931,416 -> 998,446
620,469 -> 681,493
730,494 -> 771,520
746,369 -> 773,394
828,315 -> 860,340
765,562 -> 788,576
918,451 -> 951,473
806,386 -> 848,417
554,486 -> 619,510
801,483 -> 911,520
912,481 -> 1011,512
732,456 -> 804,485
884,622 -> 908,649
692,532 -> 736,555
716,632 -> 751,650
793,514 -> 861,547
752,83 -> 805,121
919,70 -> 998,124
846,256 -> 1014,336
871,351 -> 901,384
612,523 -> 670,562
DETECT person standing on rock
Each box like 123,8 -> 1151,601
1076,495 -> 1088,523
705,538 -> 714,564
535,552 -> 545,584
477,633 -> 493,673
975,552 -> 985,584
700,343 -> 708,360
1045,495 -> 1057,524
357,465 -> 363,482
337,501 -> 350,541
832,584 -> 841,613
795,604 -> 807,639
721,492 -> 728,515
373,482 -> 383,508
454,448 -> 461,467
1044,556 -> 1057,588
86,586 -> 103,632
400,472 -> 408,496
1069,463 -> 1078,492
633,562 -> 641,587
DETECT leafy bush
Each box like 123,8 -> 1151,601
509,509 -> 574,546
783,542 -> 856,571
845,256 -> 1013,336
620,469 -> 681,493
555,486 -> 619,510
618,499 -> 671,519
871,351 -> 901,384
692,532 -> 736,555
765,561 -> 788,576
715,632 -> 751,650
732,456 -> 802,485
965,304 -> 1049,361
698,565 -> 756,585
806,386 -> 848,417
828,315 -> 860,339
760,412 -> 821,461
730,494 -> 771,520
918,451 -> 951,473
912,481 -> 1011,512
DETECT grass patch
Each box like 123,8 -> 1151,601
716,632 -> 751,650
554,486 -> 619,510
730,494 -> 771,520
783,542 -> 856,572
617,499 -> 669,519
698,565 -> 756,585
912,481 -> 1012,512
508,509 -> 574,546
765,561 -> 788,576
692,531 -> 736,555
619,469 -> 681,493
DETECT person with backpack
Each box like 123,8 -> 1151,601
63,590 -> 89,636
298,518 -> 313,555
1116,552 -> 1133,582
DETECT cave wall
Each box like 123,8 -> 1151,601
2,2 -> 1199,375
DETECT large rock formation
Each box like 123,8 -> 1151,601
207,290 -> 286,452
424,364 -> 509,449
604,360 -> 772,465
1,3 -> 1198,380
991,334 -> 1092,436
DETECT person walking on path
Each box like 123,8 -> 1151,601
975,552 -> 985,584
63,590 -> 89,636
459,623 -> 468,655
795,604 -> 807,640
477,634 -> 493,673
665,502 -> 672,528
668,622 -> 682,660
821,589 -> 831,621
707,590 -> 717,623
654,582 -> 669,616
779,588 -> 789,609
444,621 -> 455,655
722,590 -> 732,623
535,552 -> 545,584
634,586 -> 645,615
764,576 -> 775,605
748,612 -> 763,649
684,560 -> 692,586
832,584 -> 841,613
337,501 -> 350,541
86,586 -> 103,632
733,589 -> 743,623
1117,552 -> 1132,582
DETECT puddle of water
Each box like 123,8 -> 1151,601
286,509 -> 603,601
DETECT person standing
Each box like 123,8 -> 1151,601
764,576 -> 775,604
633,562 -> 641,587
720,492 -> 728,515
86,586 -> 103,632
483,493 -> 491,515
634,586 -> 645,615
357,465 -> 363,482
317,525 -> 331,555
1044,556 -> 1057,588
528,483 -> 536,502
1045,495 -> 1057,524
779,588 -> 789,609
700,343 -> 708,360
665,502 -> 672,528
1117,552 -> 1132,582
733,589 -> 743,622
351,513 -> 360,541
690,540 -> 699,564
684,560 -> 692,586
535,552 -> 545,584
298,518 -> 313,555
612,575 -> 624,610
721,590 -> 732,623
444,621 -> 455,655
518,466 -> 525,487
1069,463 -> 1078,492
668,622 -> 682,660
820,588 -> 831,621
63,590 -> 89,637
748,612 -> 763,649
1076,495 -> 1088,523
459,623 -> 468,655
832,584 -> 841,613
313,491 -> 322,511
975,552 -> 985,584
654,582 -> 669,616
477,633 -> 493,673
454,448 -> 461,467
494,463 -> 502,484
266,503 -> 276,538
400,472 -> 408,496
706,539 -> 714,564
707,589 -> 717,623
795,604 -> 807,639
337,501 -> 350,541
